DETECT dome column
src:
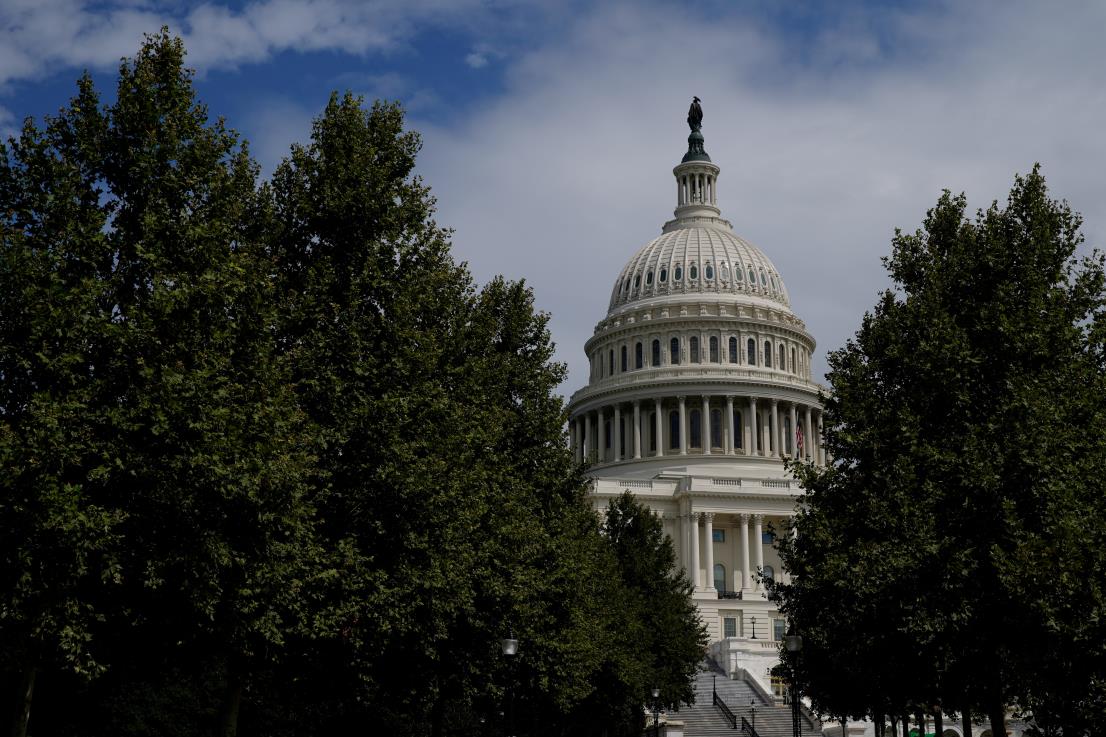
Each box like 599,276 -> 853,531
690,511 -> 701,590
771,399 -> 781,458
678,396 -> 688,455
701,396 -> 711,455
789,403 -> 798,458
654,398 -> 664,457
805,406 -> 814,461
613,405 -> 622,462
747,397 -> 758,456
633,400 -> 642,459
725,396 -> 735,454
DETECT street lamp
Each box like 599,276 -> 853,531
750,701 -> 757,733
651,687 -> 661,737
502,631 -> 518,737
784,632 -> 803,737
750,616 -> 758,639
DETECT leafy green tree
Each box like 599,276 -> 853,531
774,167 -> 1106,736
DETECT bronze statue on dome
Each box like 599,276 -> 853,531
687,96 -> 703,132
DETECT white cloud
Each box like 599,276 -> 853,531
412,0 -> 1106,394
465,52 -> 489,69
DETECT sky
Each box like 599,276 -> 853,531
3,0 -> 1106,396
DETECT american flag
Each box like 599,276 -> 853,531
795,423 -> 804,455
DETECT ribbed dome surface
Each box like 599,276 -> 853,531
608,225 -> 790,312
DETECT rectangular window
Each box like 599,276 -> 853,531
773,618 -> 786,642
712,529 -> 725,543
723,617 -> 737,639
762,531 -> 775,544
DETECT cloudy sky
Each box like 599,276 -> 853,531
3,0 -> 1105,394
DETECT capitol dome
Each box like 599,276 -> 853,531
608,226 -> 790,313
566,100 -> 826,661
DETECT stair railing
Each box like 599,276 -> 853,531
712,689 -> 737,729
740,716 -> 761,737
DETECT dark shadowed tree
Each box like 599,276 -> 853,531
774,167 -> 1106,736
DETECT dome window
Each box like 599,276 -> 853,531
646,270 -> 654,285
705,263 -> 714,280
660,267 -> 668,283
689,263 -> 698,280
674,265 -> 683,282
720,263 -> 729,281
748,268 -> 756,283
733,266 -> 742,282
760,269 -> 768,286
634,274 -> 641,289
770,275 -> 778,290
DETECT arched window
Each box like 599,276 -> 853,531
713,563 -> 726,592
621,346 -> 628,372
652,339 -> 661,367
689,263 -> 699,280
670,337 -> 680,365
690,336 -> 700,363
764,341 -> 772,368
609,349 -> 615,375
761,564 -> 775,583
791,347 -> 796,374
674,265 -> 683,282
635,342 -> 644,369
728,336 -> 738,363
705,263 -> 714,280
710,409 -> 722,448
733,410 -> 743,448
778,344 -> 785,371
747,338 -> 756,365
690,409 -> 702,448
668,410 -> 680,449
633,274 -> 641,289
646,270 -> 654,285
709,336 -> 719,363
649,412 -> 657,451
660,267 -> 668,283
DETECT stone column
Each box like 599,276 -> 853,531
703,513 -> 715,591
678,396 -> 688,455
595,408 -> 604,462
613,405 -> 622,462
585,412 -> 594,462
753,514 -> 764,591
771,399 -> 780,457
789,403 -> 798,458
747,397 -> 758,456
805,406 -> 813,460
761,409 -> 771,458
701,396 -> 711,455
575,416 -> 584,464
654,398 -> 664,457
725,395 -> 735,454
739,513 -> 750,592
633,400 -> 642,459
690,511 -> 701,589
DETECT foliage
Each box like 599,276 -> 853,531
772,167 -> 1106,734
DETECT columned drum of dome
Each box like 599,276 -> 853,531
566,100 -> 825,699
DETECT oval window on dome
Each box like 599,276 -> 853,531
748,268 -> 756,283
634,274 -> 641,289
760,269 -> 768,286
705,263 -> 714,280
674,265 -> 683,282
660,267 -> 668,283
646,270 -> 654,285
770,275 -> 778,290
720,262 -> 729,281
733,266 -> 742,282
689,263 -> 699,280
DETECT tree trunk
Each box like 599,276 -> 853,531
876,713 -> 885,737
901,713 -> 909,737
221,664 -> 243,737
988,701 -> 1006,737
8,666 -> 36,737
916,710 -> 925,737
960,707 -> 969,737
933,704 -> 943,737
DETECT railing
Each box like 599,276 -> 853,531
740,716 -> 761,737
717,589 -> 743,600
712,689 -> 737,729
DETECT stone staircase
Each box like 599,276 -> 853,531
671,659 -> 822,737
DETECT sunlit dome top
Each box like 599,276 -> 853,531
607,98 -> 789,314
608,225 -> 789,312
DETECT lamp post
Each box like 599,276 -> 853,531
651,687 -> 661,737
751,616 -> 757,639
784,632 -> 803,737
501,631 -> 518,737
750,701 -> 757,733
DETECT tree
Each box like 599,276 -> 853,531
773,167 -> 1106,735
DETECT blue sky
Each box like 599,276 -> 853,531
4,0 -> 1106,394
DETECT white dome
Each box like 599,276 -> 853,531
608,224 -> 790,313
